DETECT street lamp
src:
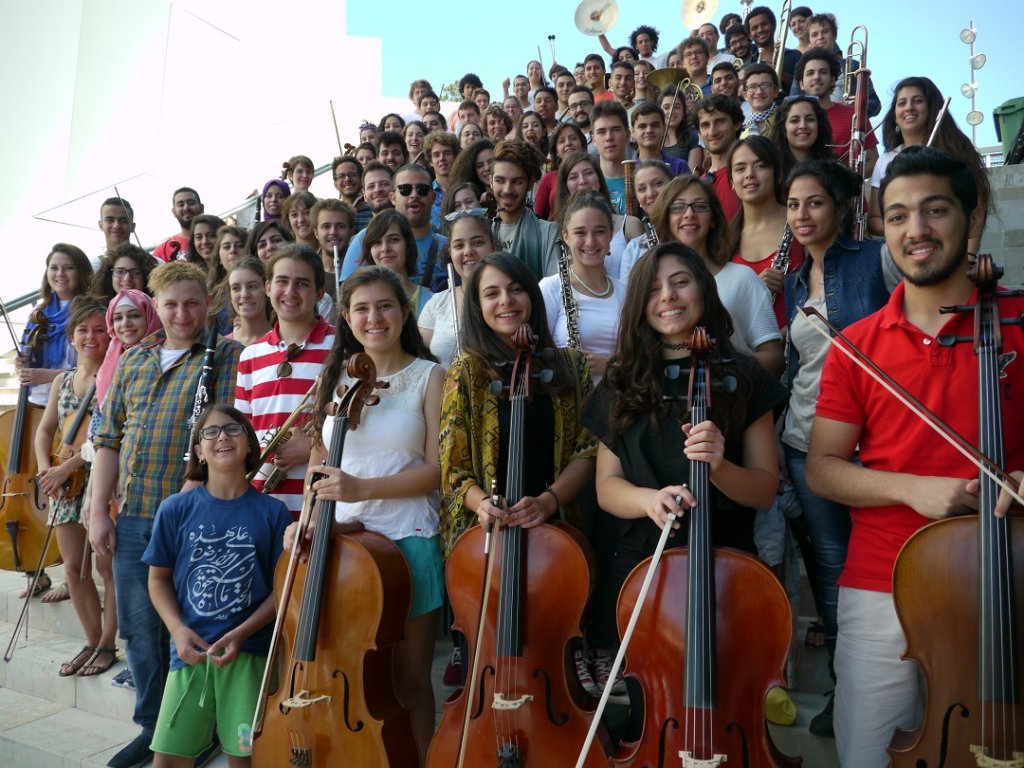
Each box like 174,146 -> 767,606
960,21 -> 985,144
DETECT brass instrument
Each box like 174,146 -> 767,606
556,241 -> 583,351
768,224 -> 793,299
773,0 -> 792,83
574,0 -> 618,36
843,24 -> 871,239
649,69 -> 704,150
622,160 -> 639,218
681,0 -> 719,28
248,379 -> 319,491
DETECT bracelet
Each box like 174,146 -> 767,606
543,486 -> 561,512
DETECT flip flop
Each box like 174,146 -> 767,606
41,581 -> 70,603
79,647 -> 118,677
19,572 -> 52,599
60,645 -> 96,677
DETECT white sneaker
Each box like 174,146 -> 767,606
591,649 -> 627,696
574,648 -> 600,695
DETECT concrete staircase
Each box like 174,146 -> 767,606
0,566 -> 230,768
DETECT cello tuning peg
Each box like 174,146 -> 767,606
713,376 -> 738,393
538,347 -> 556,363
532,368 -> 554,384
937,334 -> 973,347
664,364 -> 682,381
489,379 -> 507,396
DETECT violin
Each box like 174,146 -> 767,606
251,353 -> 418,767
428,325 -> 607,768
890,255 -> 1024,767
609,329 -> 798,768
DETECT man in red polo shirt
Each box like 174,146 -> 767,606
806,146 -> 1024,767
796,47 -> 877,178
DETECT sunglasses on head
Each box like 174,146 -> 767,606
444,207 -> 489,223
397,183 -> 431,197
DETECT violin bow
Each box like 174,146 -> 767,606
800,306 -> 1024,508
575,509 -> 678,768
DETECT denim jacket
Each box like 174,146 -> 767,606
784,235 -> 890,389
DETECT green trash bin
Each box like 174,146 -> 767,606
993,97 -> 1024,156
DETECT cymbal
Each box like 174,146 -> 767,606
646,67 -> 687,93
575,0 -> 618,36
681,0 -> 720,28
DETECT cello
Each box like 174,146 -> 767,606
890,255 -> 1024,767
0,303 -> 61,577
608,329 -> 798,768
428,325 -> 607,768
250,353 -> 418,767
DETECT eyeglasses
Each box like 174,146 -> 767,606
568,101 -> 593,111
669,201 -> 712,214
444,207 -> 489,222
745,82 -> 777,92
277,343 -> 303,377
112,267 -> 144,278
199,422 -> 246,440
397,183 -> 432,197
334,171 -> 359,181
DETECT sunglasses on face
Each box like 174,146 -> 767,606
199,423 -> 246,440
397,183 -> 432,197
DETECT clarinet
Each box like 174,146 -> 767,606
183,325 -> 218,462
641,216 -> 660,249
557,240 -> 583,351
447,263 -> 462,357
768,224 -> 794,300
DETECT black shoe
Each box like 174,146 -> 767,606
809,691 -> 835,738
195,733 -> 221,767
108,731 -> 153,768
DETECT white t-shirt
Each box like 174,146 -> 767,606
418,288 -> 460,369
539,272 -> 626,382
714,262 -> 782,353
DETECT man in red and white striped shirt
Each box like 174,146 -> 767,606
235,244 -> 334,517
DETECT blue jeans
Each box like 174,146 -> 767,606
784,444 -> 852,675
114,515 -> 169,732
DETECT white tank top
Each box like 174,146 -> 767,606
323,356 -> 439,539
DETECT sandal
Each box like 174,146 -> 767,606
804,621 -> 826,648
19,572 -> 51,599
59,645 -> 96,677
79,646 -> 118,677
41,581 -> 70,603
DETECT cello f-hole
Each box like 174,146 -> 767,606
339,671 -> 365,733
532,667 -> 570,725
470,665 -> 495,719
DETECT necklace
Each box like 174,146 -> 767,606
570,267 -> 612,297
663,341 -> 688,351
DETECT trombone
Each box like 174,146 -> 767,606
773,0 -> 792,83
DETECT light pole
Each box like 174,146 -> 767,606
959,20 -> 986,146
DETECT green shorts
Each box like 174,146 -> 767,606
394,534 -> 444,618
151,651 -> 264,758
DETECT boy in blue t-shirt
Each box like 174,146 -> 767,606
143,405 -> 291,763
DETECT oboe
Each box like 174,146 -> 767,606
641,216 -> 660,249
183,325 -> 218,462
557,241 -> 583,350
447,263 -> 462,357
768,224 -> 794,300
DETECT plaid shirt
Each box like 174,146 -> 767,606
94,330 -> 241,519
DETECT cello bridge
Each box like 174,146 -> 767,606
492,692 -> 534,710
281,690 -> 332,709
679,751 -> 728,767
970,745 -> 1024,767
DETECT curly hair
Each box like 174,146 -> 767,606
92,244 -> 159,303
629,24 -> 660,52
602,241 -> 749,445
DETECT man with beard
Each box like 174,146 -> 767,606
340,164 -> 447,289
491,138 -> 558,279
377,131 -> 408,173
725,24 -> 756,67
607,61 -> 635,114
797,47 -> 878,177
311,198 -> 356,292
710,61 -> 741,100
695,95 -> 744,220
332,155 -> 372,231
154,187 -> 203,262
806,146 -> 1024,767
554,70 -> 577,122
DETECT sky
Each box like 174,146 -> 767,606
348,0 -> 1013,150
